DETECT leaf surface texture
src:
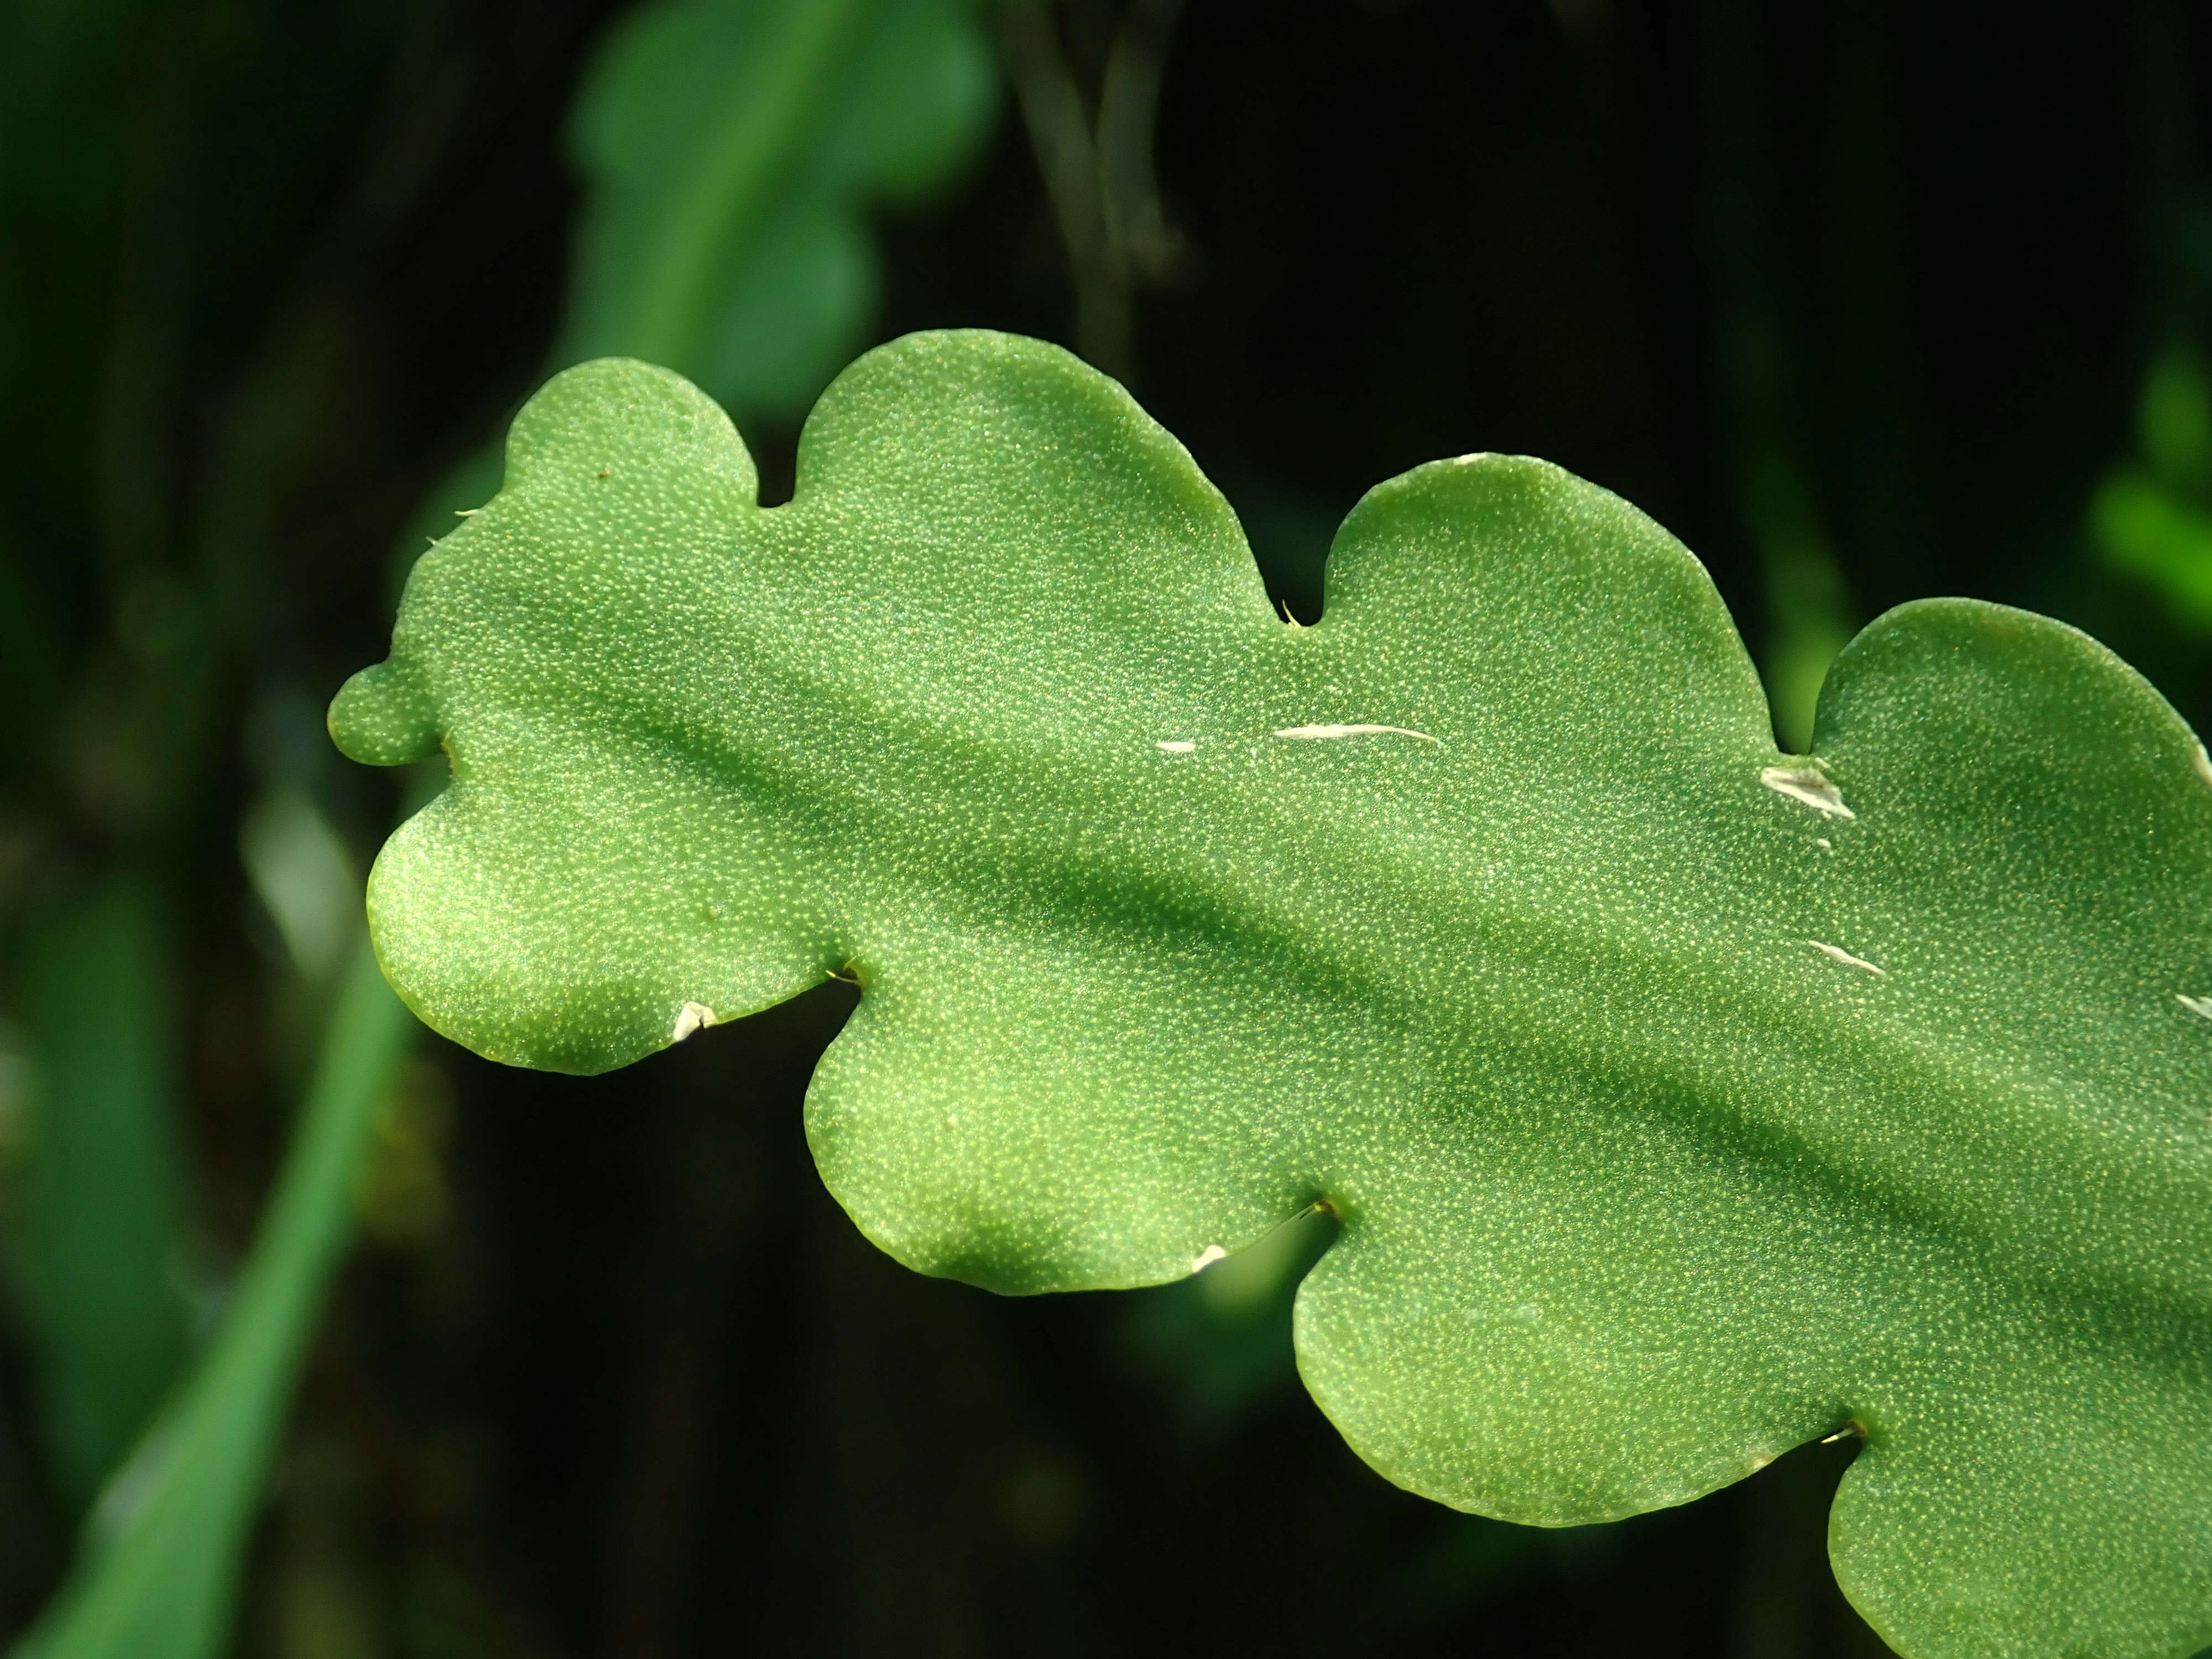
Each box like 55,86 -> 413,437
335,332 -> 2212,1659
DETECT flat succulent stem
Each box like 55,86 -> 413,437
333,332 -> 2212,1659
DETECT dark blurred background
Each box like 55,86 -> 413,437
4,1 -> 2212,1654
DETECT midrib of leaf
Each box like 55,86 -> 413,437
968,849 -> 2191,1317
596,0 -> 870,368
535,660 -> 2206,1333
335,336 -> 2212,1659
418,482 -> 2212,1341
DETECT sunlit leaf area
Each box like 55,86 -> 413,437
4,3 -> 2212,1656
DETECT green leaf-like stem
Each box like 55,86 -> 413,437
17,941 -> 414,1659
334,332 -> 2212,1659
561,0 -> 995,420
12,879 -> 192,1512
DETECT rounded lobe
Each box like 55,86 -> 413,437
328,661 -> 439,767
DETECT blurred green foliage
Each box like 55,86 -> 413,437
9,881 -> 192,1515
1124,1207 -> 1335,1427
2096,347 -> 2212,627
18,948 -> 411,1659
565,0 -> 995,420
1,0 -> 2206,1654
6,1 -> 995,1654
399,0 -> 995,585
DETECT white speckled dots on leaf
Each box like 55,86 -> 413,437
333,330 -> 2212,1659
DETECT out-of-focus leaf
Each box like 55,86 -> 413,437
337,334 -> 2212,1659
15,941 -> 413,1659
1125,1207 -> 1334,1427
1740,447 -> 1853,754
20,2 -> 1001,1649
241,790 -> 359,986
2095,469 -> 2212,627
11,879 -> 192,1512
2140,350 -> 2212,495
561,0 -> 996,423
392,0 -> 996,591
2096,346 -> 2212,629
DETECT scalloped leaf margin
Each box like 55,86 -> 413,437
333,332 -> 2212,1659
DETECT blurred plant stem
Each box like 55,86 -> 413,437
1738,448 -> 1851,757
11,880 -> 193,1515
2092,345 -> 2212,624
10,0 -> 992,1651
556,0 -> 995,429
996,0 -> 1185,381
568,0 -> 869,371
1698,0 -> 1854,754
14,938 -> 413,1659
400,0 -> 997,564
2,0 -> 219,1543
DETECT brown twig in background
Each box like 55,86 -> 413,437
994,0 -> 1187,382
1096,0 -> 1187,290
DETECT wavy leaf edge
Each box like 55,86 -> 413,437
332,331 -> 2212,1659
